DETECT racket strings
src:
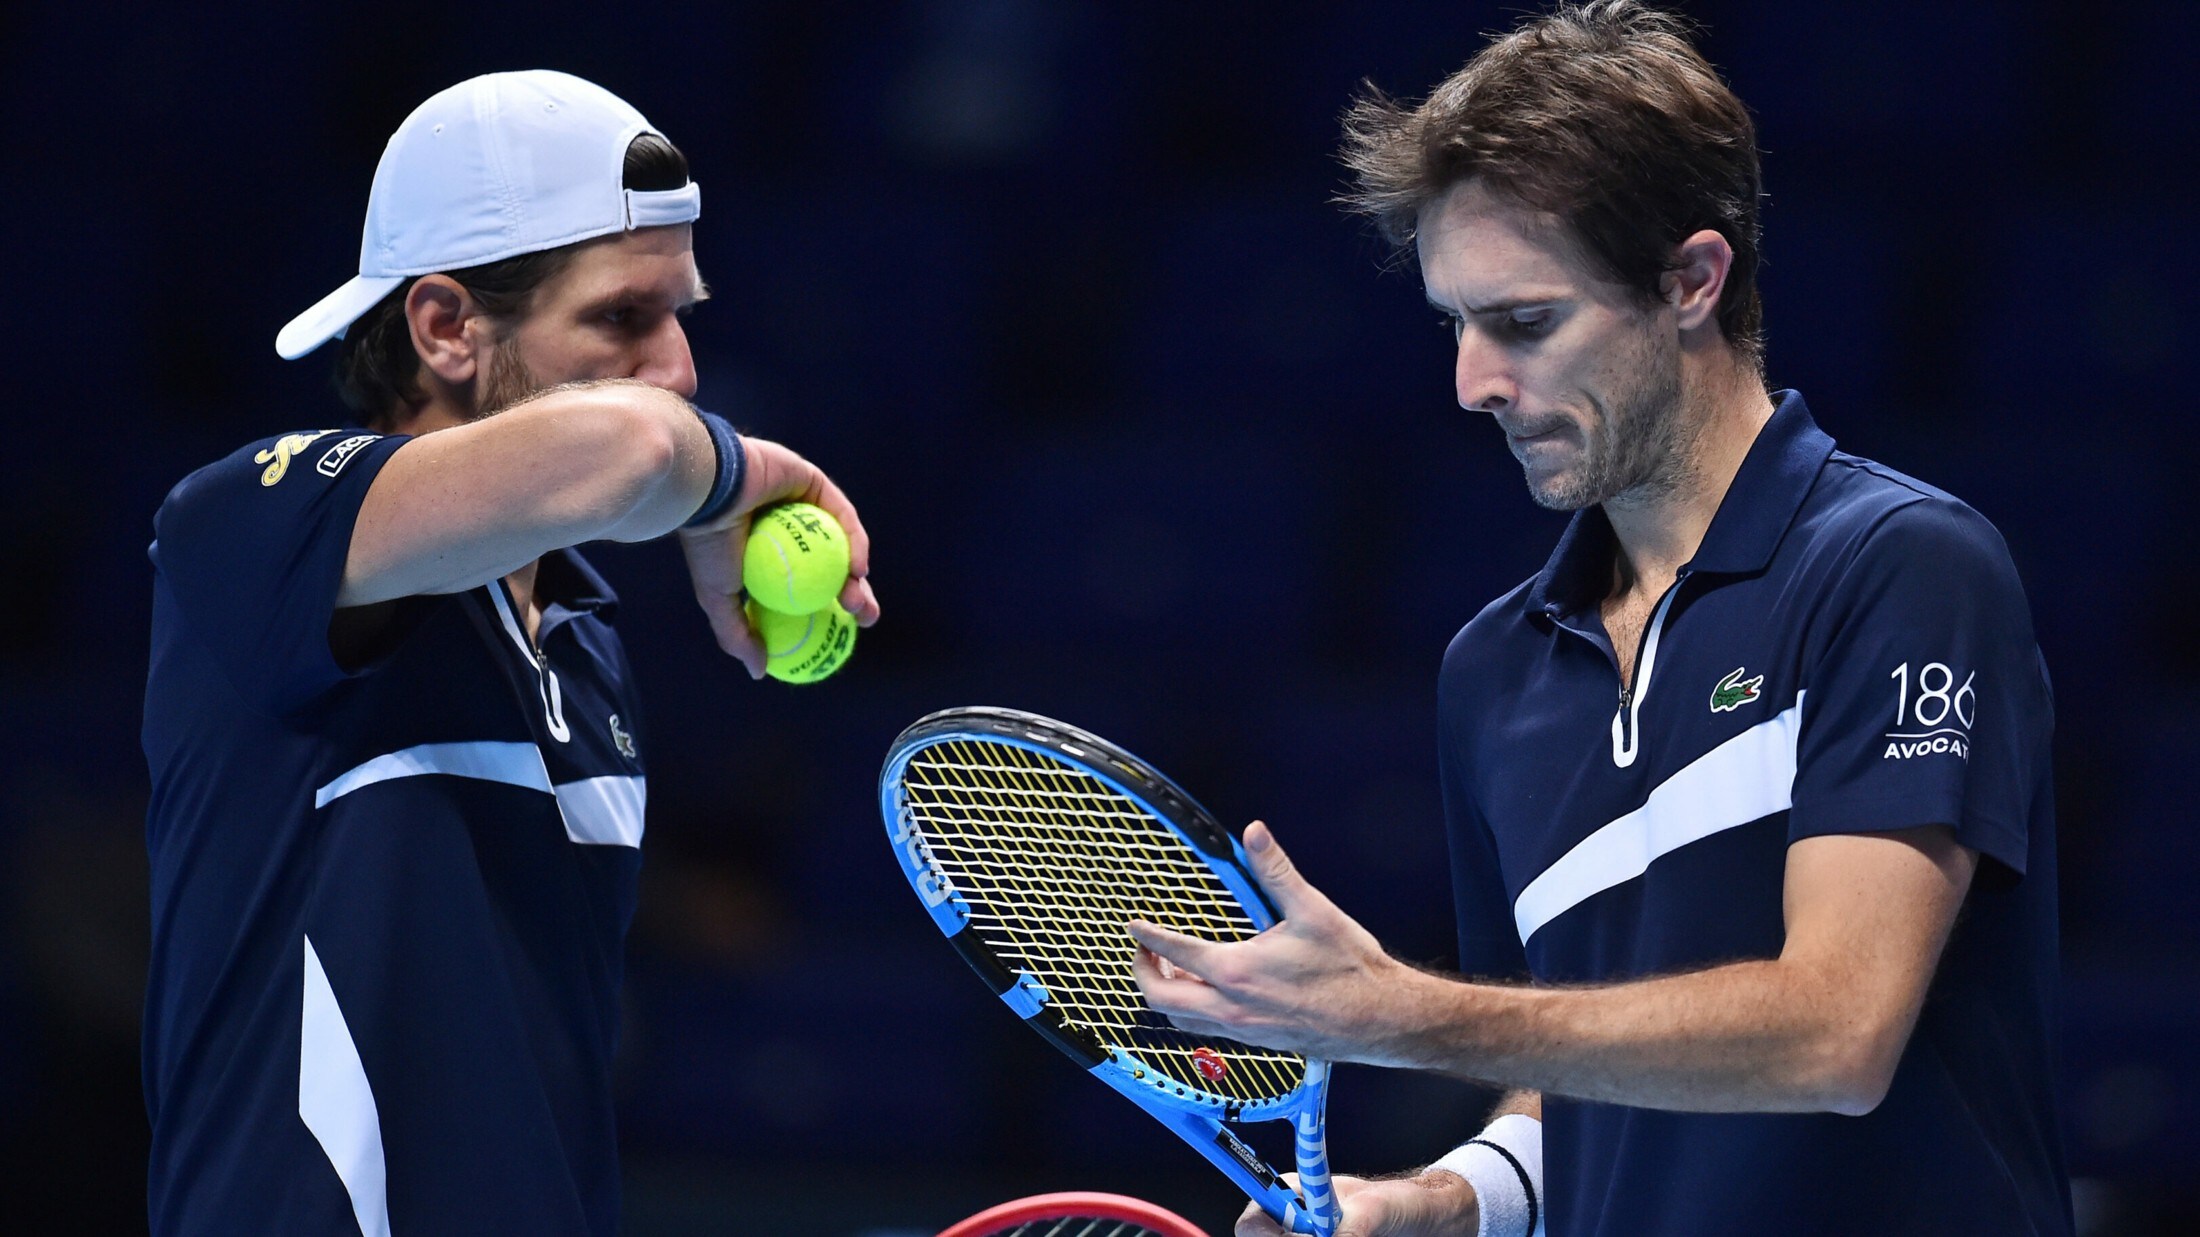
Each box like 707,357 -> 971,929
994,1221 -> 1162,1237
902,739 -> 1304,1103
910,735 -> 1284,1091
896,826 -> 1252,934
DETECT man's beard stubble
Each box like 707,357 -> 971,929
1528,325 -> 1693,513
474,336 -> 542,420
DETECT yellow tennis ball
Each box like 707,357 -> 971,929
747,599 -> 857,684
743,502 -> 851,615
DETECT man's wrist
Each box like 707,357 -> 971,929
684,410 -> 745,529
1405,1163 -> 1482,1232
1429,1113 -> 1541,1237
1369,962 -> 1484,1071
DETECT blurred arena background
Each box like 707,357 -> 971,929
1,1 -> 2193,1232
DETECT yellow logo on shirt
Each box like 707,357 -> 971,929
254,430 -> 338,486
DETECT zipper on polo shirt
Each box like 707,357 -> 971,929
489,579 -> 574,744
1610,571 -> 1688,769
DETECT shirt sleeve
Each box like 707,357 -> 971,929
1788,495 -> 2050,877
149,429 -> 411,715
1439,705 -> 1532,982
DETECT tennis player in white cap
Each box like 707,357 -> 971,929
142,71 -> 875,1234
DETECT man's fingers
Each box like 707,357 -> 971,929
1130,934 -> 1228,1019
839,575 -> 880,627
1242,821 -> 1321,920
1153,1008 -> 1243,1040
678,523 -> 767,678
704,436 -> 876,637
703,607 -> 764,677
748,436 -> 869,578
1130,940 -> 1255,1038
805,471 -> 872,584
1234,1200 -> 1288,1236
725,618 -> 766,679
699,593 -> 766,678
735,436 -> 876,622
1126,919 -> 1214,976
1129,936 -> 1208,996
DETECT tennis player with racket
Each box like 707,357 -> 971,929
1131,5 -> 2071,1236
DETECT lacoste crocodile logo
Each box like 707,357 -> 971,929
1710,667 -> 1763,713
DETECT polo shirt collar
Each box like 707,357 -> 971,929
537,547 -> 620,629
1686,389 -> 1835,574
1525,503 -> 1618,619
1524,389 -> 1835,617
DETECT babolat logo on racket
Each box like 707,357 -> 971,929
1215,1127 -> 1277,1187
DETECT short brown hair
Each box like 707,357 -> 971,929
334,132 -> 692,426
1340,0 -> 1764,365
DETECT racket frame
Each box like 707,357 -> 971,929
882,707 -> 1339,1236
935,1190 -> 1209,1237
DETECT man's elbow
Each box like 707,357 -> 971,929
569,394 -> 690,531
533,381 -> 690,488
1820,1075 -> 1892,1118
612,402 -> 686,497
1804,1029 -> 1905,1117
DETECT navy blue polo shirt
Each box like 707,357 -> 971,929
143,428 -> 649,1236
1438,393 -> 2070,1236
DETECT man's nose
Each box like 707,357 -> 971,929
637,317 -> 697,399
1455,330 -> 1516,414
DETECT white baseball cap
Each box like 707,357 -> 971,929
276,69 -> 702,359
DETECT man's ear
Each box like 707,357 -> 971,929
1662,229 -> 1734,335
404,275 -> 485,386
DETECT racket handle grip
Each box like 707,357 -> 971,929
1281,1196 -> 1338,1237
1288,1061 -> 1342,1235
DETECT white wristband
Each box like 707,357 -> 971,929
1429,1113 -> 1543,1237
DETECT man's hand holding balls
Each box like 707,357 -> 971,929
677,434 -> 875,680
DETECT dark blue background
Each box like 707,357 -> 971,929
2,1 -> 2193,1233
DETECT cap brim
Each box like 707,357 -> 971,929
276,274 -> 405,360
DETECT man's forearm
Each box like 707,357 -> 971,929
1363,830 -> 1973,1114
1379,958 -> 1887,1114
1133,827 -> 1968,1118
341,382 -> 718,606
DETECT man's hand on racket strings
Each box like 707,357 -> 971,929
677,435 -> 879,679
1234,1171 -> 1478,1237
1129,821 -> 1416,1065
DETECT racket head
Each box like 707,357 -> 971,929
880,707 -> 1309,1119
935,1191 -> 1209,1237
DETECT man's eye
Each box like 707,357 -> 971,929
1441,314 -> 1465,343
603,307 -> 635,327
1505,313 -> 1551,339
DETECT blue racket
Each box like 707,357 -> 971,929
880,707 -> 1341,1236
